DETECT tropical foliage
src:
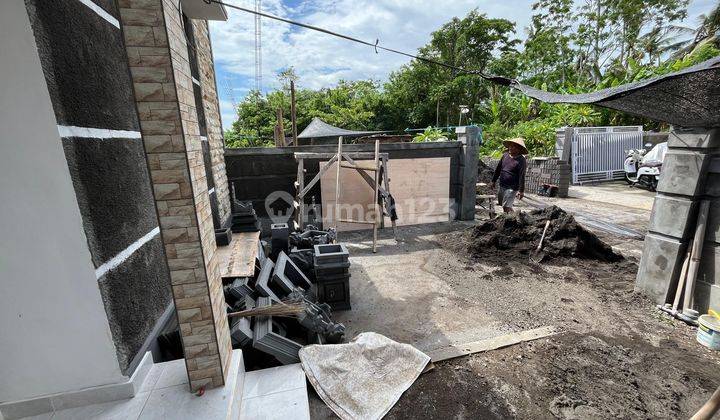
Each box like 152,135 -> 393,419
225,0 -> 720,155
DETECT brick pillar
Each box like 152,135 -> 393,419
119,0 -> 231,391
456,126 -> 481,221
635,128 -> 720,312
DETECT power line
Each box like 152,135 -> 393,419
203,0 -> 512,85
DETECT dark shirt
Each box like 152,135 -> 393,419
492,152 -> 527,192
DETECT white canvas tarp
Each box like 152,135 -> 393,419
299,332 -> 430,420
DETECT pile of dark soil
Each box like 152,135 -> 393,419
468,206 -> 623,262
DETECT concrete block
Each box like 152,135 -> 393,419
698,242 -> 719,286
230,317 -> 253,347
694,281 -> 720,313
707,200 -> 720,244
270,223 -> 290,260
252,297 -> 302,364
255,259 -> 283,301
656,150 -> 710,196
316,278 -> 351,311
706,172 -> 720,197
635,233 -> 688,304
667,128 -> 720,149
313,244 -> 349,265
647,195 -> 698,240
272,251 -> 312,293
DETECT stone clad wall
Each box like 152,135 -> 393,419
193,20 -> 231,226
119,0 -> 231,391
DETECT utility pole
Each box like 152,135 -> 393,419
290,80 -> 297,146
254,0 -> 262,92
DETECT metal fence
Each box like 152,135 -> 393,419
571,126 -> 643,184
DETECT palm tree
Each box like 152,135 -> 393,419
664,1 -> 720,58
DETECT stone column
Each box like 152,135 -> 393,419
635,128 -> 720,312
456,126 -> 481,221
119,0 -> 231,391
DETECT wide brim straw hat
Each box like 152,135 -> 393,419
503,137 -> 528,155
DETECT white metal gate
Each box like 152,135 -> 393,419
571,126 -> 643,184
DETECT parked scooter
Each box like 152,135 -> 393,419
624,142 -> 667,191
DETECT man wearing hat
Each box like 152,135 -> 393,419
491,138 -> 528,213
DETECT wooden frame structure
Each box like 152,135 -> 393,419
293,137 -> 396,252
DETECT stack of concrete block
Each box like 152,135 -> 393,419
635,128 -> 720,313
313,244 -> 351,311
479,156 -> 570,198
231,201 -> 260,233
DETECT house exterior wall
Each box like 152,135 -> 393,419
24,0 -> 173,375
0,0 -> 125,403
119,0 -> 232,390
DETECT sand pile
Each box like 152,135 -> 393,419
468,206 -> 623,262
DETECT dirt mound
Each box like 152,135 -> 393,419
468,206 -> 623,262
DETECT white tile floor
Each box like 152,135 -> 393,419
240,364 -> 310,420
17,352 -> 311,420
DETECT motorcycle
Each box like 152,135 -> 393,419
624,142 -> 667,191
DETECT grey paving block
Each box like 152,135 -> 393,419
252,297 -> 302,364
313,244 -> 349,265
272,251 -> 312,294
668,128 -> 720,149
635,233 -> 688,304
656,150 -> 711,196
648,195 -> 698,240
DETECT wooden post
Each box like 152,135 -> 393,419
372,139 -> 380,253
290,80 -> 298,146
334,136 -> 343,232
276,108 -> 285,147
296,157 -> 305,229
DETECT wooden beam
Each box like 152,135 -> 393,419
426,326 -> 558,362
276,108 -> 285,147
294,152 -> 389,160
298,154 -> 337,198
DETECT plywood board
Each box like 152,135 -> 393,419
320,157 -> 451,231
216,231 -> 260,278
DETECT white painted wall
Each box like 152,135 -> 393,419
0,1 -> 125,403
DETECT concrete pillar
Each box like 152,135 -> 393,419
456,126 -> 481,221
119,0 -> 231,391
635,128 -> 720,313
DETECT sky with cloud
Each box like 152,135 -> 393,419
209,0 -> 715,130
